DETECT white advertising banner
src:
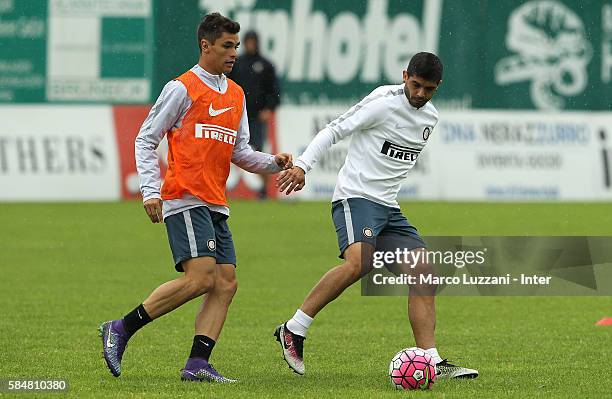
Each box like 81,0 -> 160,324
277,106 -> 612,201
1,105 -> 610,202
435,111 -> 612,200
0,105 -> 121,201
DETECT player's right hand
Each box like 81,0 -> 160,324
143,198 -> 163,223
277,166 -> 306,195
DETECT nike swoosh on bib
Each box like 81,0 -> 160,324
209,103 -> 234,117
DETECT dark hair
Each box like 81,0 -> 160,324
407,52 -> 443,83
243,30 -> 259,53
197,12 -> 240,51
243,30 -> 258,43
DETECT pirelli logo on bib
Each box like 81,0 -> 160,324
195,124 -> 236,145
381,140 -> 421,162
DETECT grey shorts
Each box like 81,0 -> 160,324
331,197 -> 426,258
165,206 -> 236,272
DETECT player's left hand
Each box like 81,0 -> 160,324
274,153 -> 293,170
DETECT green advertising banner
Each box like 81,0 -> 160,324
0,0 -> 47,102
441,0 -> 611,111
182,0 -> 610,110
1,0 -> 610,110
0,0 -> 153,103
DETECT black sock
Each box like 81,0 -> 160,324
189,335 -> 216,361
122,304 -> 152,338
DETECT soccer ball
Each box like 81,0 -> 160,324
388,347 -> 436,390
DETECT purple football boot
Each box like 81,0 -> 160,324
180,358 -> 237,383
98,320 -> 129,377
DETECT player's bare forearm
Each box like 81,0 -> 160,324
277,166 -> 306,195
143,198 -> 163,223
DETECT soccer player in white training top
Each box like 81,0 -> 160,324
274,52 -> 479,380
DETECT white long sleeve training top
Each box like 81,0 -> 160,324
294,84 -> 439,208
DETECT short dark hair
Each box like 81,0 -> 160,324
197,12 -> 240,50
243,30 -> 258,43
407,52 -> 443,83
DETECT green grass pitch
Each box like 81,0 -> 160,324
1,201 -> 611,398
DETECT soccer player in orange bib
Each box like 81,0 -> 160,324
99,12 -> 292,382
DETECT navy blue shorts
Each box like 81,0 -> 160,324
331,197 -> 426,258
165,206 -> 236,272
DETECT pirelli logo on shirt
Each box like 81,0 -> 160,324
381,140 -> 421,162
195,124 -> 236,145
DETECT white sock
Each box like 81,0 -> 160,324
286,309 -> 313,337
425,347 -> 443,364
